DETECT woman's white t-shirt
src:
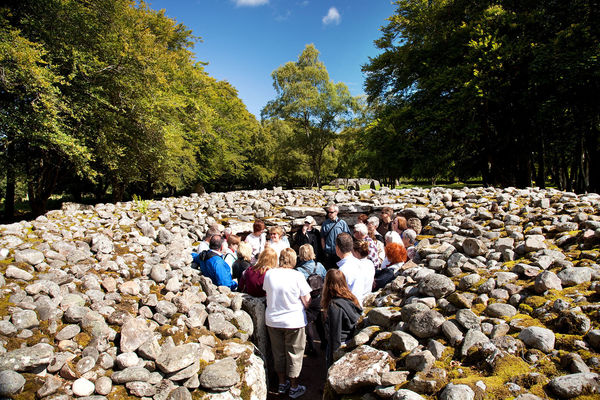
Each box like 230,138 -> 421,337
245,232 -> 266,262
263,268 -> 311,329
357,257 -> 375,305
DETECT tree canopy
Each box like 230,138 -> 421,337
362,0 -> 600,191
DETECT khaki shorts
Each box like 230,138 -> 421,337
267,326 -> 306,378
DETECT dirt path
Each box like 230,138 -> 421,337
266,339 -> 327,400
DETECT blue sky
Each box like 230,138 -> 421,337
148,0 -> 396,118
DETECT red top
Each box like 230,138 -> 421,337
239,267 -> 267,297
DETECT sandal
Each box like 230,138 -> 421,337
277,380 -> 290,394
289,384 -> 306,399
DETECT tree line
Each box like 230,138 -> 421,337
1,0 -> 599,220
361,0 -> 599,192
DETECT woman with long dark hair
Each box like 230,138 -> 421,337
321,269 -> 362,367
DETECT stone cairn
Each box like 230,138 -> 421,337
0,186 -> 598,400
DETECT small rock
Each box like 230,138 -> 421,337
0,370 -> 26,396
548,372 -> 600,398
199,357 -> 240,392
72,378 -> 95,397
519,326 -> 555,353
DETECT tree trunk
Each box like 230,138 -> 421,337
536,130 -> 546,189
4,134 -> 15,220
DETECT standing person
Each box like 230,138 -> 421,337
321,204 -> 350,270
192,235 -> 237,290
292,216 -> 322,259
239,247 -> 277,297
263,248 -> 311,398
232,241 -> 252,281
367,216 -> 385,265
223,234 -> 240,269
352,240 -> 375,305
245,220 -> 266,264
266,226 -> 290,258
321,269 -> 362,367
296,244 -> 327,355
376,207 -> 394,238
352,223 -> 381,270
335,233 -> 362,301
391,215 -> 408,236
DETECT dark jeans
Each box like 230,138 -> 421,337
322,252 -> 340,270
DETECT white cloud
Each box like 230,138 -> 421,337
322,7 -> 341,25
234,0 -> 268,7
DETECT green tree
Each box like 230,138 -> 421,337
262,44 -> 359,187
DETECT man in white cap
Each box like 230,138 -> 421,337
292,215 -> 322,260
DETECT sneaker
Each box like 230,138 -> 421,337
277,380 -> 290,394
289,384 -> 306,399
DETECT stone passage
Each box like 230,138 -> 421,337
0,186 -> 599,400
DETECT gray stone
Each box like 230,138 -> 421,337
327,345 -> 391,394
534,270 -> 562,293
408,310 -> 445,339
557,267 -> 592,286
460,329 -> 490,358
55,324 -> 81,341
393,389 -> 426,400
463,238 -> 488,257
111,366 -> 151,384
405,349 -> 435,372
11,309 -> 39,330
37,375 -> 63,398
167,387 -> 192,400
485,303 -> 517,318
6,265 -> 34,280
548,372 -> 600,398
0,370 -> 26,396
120,318 -> 154,353
389,331 -> 420,353
418,274 -> 455,298
519,326 -> 555,353
156,342 -> 202,373
524,235 -> 547,252
207,313 -> 237,339
442,321 -> 464,346
14,249 -> 45,265
116,352 -> 139,369
456,309 -> 480,330
367,307 -> 403,328
0,320 -> 17,336
126,381 -> 156,397
95,376 -> 112,396
151,265 -> 167,282
0,343 -> 54,371
199,357 -> 240,392
440,383 -> 475,400
76,356 -> 96,374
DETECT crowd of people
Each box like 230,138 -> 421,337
190,204 -> 420,398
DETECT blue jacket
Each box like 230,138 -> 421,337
192,250 -> 237,290
296,259 -> 326,280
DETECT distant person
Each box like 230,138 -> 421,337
374,243 -> 407,290
352,239 -> 375,305
367,216 -> 385,264
401,229 -> 418,260
245,220 -> 267,263
239,247 -> 277,297
292,216 -> 322,259
353,223 -> 380,269
376,207 -> 394,238
334,233 -> 362,301
263,248 -> 311,398
232,241 -> 252,281
192,235 -> 237,290
406,217 -> 422,235
321,269 -> 362,367
197,226 -> 220,253
266,226 -> 290,258
321,204 -> 350,269
391,215 -> 408,236
223,234 -> 240,268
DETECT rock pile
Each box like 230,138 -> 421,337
0,186 -> 599,400
325,187 -> 600,399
